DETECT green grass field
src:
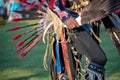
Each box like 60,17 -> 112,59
0,21 -> 120,80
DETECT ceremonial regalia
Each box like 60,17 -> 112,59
7,0 -> 120,80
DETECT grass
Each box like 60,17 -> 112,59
0,21 -> 120,80
0,21 -> 50,80
100,25 -> 120,80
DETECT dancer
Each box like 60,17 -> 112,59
7,0 -> 120,80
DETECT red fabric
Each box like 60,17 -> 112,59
48,0 -> 55,9
54,10 -> 68,19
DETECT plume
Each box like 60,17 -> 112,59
81,0 -> 120,25
8,0 -> 120,58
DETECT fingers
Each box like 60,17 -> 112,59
64,17 -> 80,29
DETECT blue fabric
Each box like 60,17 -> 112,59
58,0 -> 65,10
10,2 -> 22,15
83,24 -> 91,34
55,40 -> 62,74
71,13 -> 91,34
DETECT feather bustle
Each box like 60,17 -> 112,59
19,35 -> 42,58
7,23 -> 38,32
81,0 -> 120,24
16,35 -> 38,52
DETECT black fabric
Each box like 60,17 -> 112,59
102,16 -> 114,29
65,0 -> 73,8
70,27 -> 107,66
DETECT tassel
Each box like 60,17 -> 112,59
13,34 -> 22,41
18,35 -> 42,58
19,51 -> 28,59
16,32 -> 37,48
12,31 -> 33,41
43,43 -> 49,70
43,34 -> 51,71
16,34 -> 38,52
24,35 -> 42,51
16,32 -> 38,51
42,22 -> 53,43
16,41 -> 24,48
12,28 -> 37,41
18,32 -> 42,58
90,28 -> 102,43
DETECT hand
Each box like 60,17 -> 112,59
64,17 -> 80,29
